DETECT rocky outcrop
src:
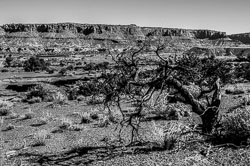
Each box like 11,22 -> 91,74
2,23 -> 247,56
1,23 -> 226,40
229,33 -> 250,44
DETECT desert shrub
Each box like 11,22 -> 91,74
67,86 -> 79,100
0,108 -> 11,116
0,100 -> 13,116
6,112 -> 19,119
27,97 -> 42,104
2,124 -> 15,131
235,62 -> 250,81
90,113 -> 99,120
66,64 -> 74,71
1,68 -> 9,72
27,84 -> 68,102
32,129 -> 50,146
211,107 -> 250,146
80,112 -> 92,124
46,67 -> 55,74
59,117 -> 73,129
225,87 -> 244,95
67,124 -> 83,131
78,80 -> 102,96
97,114 -> 111,128
65,80 -> 103,100
11,59 -> 23,67
179,154 -> 211,166
154,102 -> 192,120
76,95 -> 85,102
4,54 -> 14,67
59,67 -> 67,75
149,121 -> 192,150
76,62 -> 82,66
21,110 -> 35,120
94,62 -> 110,70
86,96 -> 103,105
83,62 -> 96,71
59,117 -> 83,131
23,56 -> 50,72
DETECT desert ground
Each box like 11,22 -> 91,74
0,23 -> 250,166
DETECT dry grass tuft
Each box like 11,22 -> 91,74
6,112 -> 19,119
149,121 -> 191,150
80,112 -> 92,124
32,129 -> 50,146
59,117 -> 84,131
180,154 -> 211,166
20,109 -> 35,120
0,107 -> 12,116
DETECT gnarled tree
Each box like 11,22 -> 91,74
100,39 -> 228,144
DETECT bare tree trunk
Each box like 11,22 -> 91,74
166,77 -> 221,133
200,78 -> 221,133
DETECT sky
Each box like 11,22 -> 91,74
0,0 -> 249,34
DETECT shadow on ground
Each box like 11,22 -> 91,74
17,143 -> 166,165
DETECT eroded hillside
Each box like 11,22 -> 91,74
0,23 -> 239,55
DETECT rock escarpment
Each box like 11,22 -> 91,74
229,33 -> 250,44
1,23 -> 226,40
0,23 -> 247,56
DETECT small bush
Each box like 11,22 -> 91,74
27,97 -> 42,104
6,112 -> 19,119
59,68 -> 67,75
86,96 -> 103,105
80,112 -> 92,124
27,84 -> 68,102
66,64 -> 74,71
59,117 -> 73,129
59,117 -> 83,131
32,129 -> 50,146
212,107 -> 250,145
97,114 -> 111,128
20,110 -> 35,120
149,121 -> 191,150
67,124 -> 84,131
0,108 -> 11,116
2,124 -> 15,131
1,68 -> 9,72
76,95 -> 85,102
23,56 -> 49,72
225,84 -> 244,95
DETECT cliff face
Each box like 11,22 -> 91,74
0,23 -> 229,55
229,33 -> 250,44
1,23 -> 226,40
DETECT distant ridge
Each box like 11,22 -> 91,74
0,23 -> 226,40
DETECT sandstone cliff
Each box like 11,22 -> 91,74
229,33 -> 250,44
0,23 -> 242,55
1,23 -> 226,40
